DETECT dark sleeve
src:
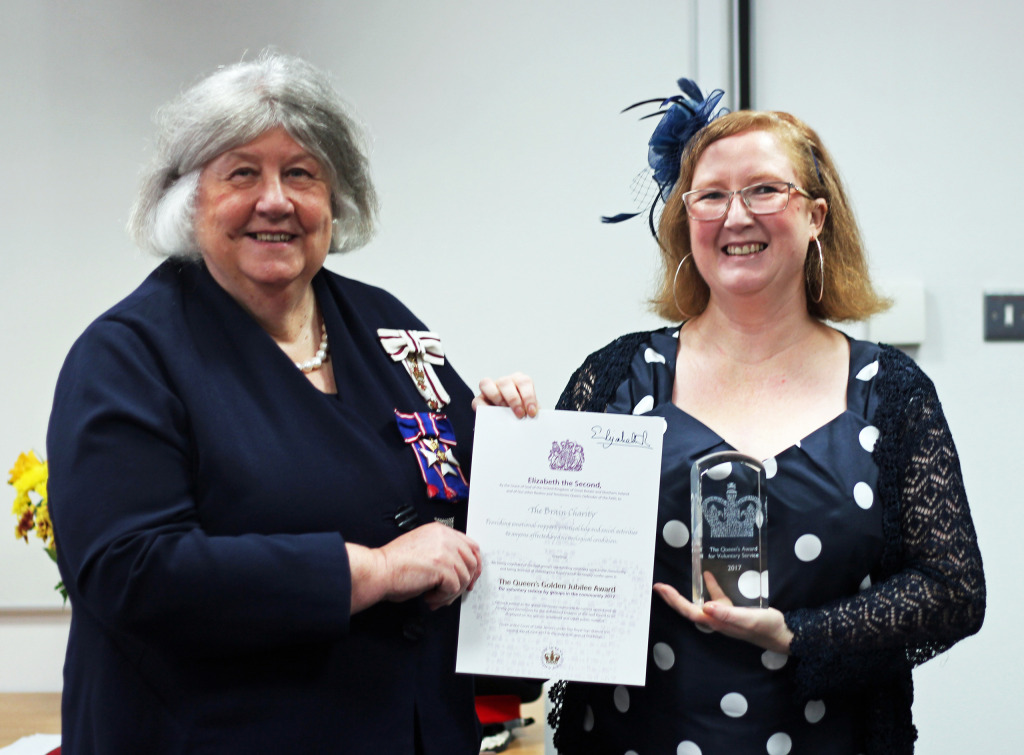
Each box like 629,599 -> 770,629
555,331 -> 653,412
47,320 -> 352,657
785,346 -> 985,698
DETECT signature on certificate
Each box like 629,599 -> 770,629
590,425 -> 652,450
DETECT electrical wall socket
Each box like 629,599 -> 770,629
984,294 -> 1024,341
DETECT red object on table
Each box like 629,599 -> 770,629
475,694 -> 521,725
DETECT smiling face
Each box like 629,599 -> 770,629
687,129 -> 826,309
193,127 -> 334,306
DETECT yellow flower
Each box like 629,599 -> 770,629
15,509 -> 35,542
34,502 -> 54,547
8,451 -> 64,602
12,493 -> 30,517
9,450 -> 43,483
9,450 -> 50,542
9,450 -> 47,493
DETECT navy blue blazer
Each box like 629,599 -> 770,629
48,260 -> 480,754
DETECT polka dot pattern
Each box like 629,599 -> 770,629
633,395 -> 654,415
737,570 -> 760,600
853,482 -> 874,509
856,360 -> 879,381
653,642 -> 675,671
707,461 -> 732,480
859,425 -> 879,452
644,347 -> 667,364
613,685 -> 630,713
662,519 -> 689,548
720,692 -> 748,718
582,705 -> 594,731
592,331 -> 886,752
737,570 -> 768,600
794,534 -> 822,562
805,700 -> 826,723
766,732 -> 793,754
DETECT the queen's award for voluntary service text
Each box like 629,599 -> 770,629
690,451 -> 768,608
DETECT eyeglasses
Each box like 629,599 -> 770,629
681,181 -> 813,221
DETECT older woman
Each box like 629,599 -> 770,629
48,52 -> 484,753
482,83 -> 985,754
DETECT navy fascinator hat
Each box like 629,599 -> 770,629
603,78 -> 727,232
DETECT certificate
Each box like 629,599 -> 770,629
456,406 -> 666,685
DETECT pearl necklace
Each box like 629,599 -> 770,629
296,320 -> 329,373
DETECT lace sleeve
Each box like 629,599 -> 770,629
786,347 -> 986,698
555,331 -> 653,412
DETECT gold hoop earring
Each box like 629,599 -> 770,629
673,254 -> 693,319
809,238 -> 824,304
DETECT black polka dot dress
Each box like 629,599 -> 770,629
568,326 -> 884,755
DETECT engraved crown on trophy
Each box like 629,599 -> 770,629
691,452 -> 769,608
704,481 -> 762,538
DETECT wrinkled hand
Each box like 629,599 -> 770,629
348,523 -> 482,613
383,523 -> 482,610
473,373 -> 539,419
653,572 -> 793,655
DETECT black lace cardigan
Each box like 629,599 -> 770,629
548,330 -> 986,754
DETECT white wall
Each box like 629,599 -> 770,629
0,0 -> 694,685
753,2 -> 1022,752
2,2 -> 1018,752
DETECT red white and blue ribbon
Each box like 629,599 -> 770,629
394,410 -> 468,502
378,329 -> 450,410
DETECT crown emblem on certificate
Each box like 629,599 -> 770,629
542,646 -> 563,668
378,329 -> 450,410
704,481 -> 762,538
548,440 -> 585,472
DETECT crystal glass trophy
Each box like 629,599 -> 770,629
691,451 -> 768,608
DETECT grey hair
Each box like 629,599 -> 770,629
129,50 -> 378,257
